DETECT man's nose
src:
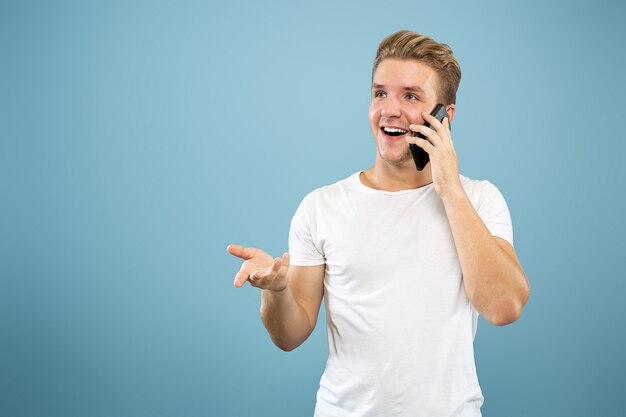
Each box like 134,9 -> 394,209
381,96 -> 401,117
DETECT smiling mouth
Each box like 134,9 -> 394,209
381,127 -> 409,137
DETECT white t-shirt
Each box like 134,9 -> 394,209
288,171 -> 513,417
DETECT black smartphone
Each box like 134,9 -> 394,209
409,104 -> 449,171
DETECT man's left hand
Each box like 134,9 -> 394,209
407,111 -> 463,200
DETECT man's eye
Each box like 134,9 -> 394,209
375,91 -> 387,98
406,94 -> 418,100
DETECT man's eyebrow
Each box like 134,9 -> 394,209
403,86 -> 425,93
371,83 -> 425,93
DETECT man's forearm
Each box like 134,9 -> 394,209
441,189 -> 530,326
261,286 -> 313,351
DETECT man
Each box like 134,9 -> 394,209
227,30 -> 530,417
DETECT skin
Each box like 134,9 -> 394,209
227,57 -> 530,352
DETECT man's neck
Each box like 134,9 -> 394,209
361,163 -> 433,192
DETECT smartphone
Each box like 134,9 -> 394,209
409,104 -> 449,171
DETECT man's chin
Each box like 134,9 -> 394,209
379,150 -> 413,167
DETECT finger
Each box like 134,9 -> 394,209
227,244 -> 257,260
422,111 -> 452,141
408,124 -> 440,144
276,252 -> 291,279
422,111 -> 444,131
248,271 -> 260,285
257,257 -> 282,280
406,137 -> 435,154
443,117 -> 452,139
437,117 -> 455,149
233,270 -> 250,288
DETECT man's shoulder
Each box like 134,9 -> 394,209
301,171 -> 359,200
459,174 -> 509,211
460,173 -> 487,186
459,174 -> 499,194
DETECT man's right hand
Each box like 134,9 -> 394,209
227,244 -> 290,292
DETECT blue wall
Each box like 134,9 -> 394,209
2,0 -> 625,416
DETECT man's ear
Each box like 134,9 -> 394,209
445,104 -> 456,124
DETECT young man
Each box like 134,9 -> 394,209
227,30 -> 530,417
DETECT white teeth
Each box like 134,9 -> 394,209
383,127 -> 407,133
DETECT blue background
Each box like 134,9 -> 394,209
2,0 -> 625,416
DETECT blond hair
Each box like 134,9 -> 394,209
372,30 -> 462,105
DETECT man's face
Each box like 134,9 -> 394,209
368,58 -> 441,168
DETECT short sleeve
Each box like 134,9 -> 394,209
288,192 -> 326,266
475,181 -> 514,247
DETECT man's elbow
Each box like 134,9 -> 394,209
489,293 -> 529,326
276,341 -> 299,352
490,308 -> 521,326
271,335 -> 307,352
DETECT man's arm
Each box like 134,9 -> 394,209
227,244 -> 325,351
407,114 -> 530,326
261,264 -> 325,351
441,190 -> 530,326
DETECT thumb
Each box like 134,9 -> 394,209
227,244 -> 256,260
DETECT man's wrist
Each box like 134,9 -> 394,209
263,283 -> 288,294
439,185 -> 467,206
